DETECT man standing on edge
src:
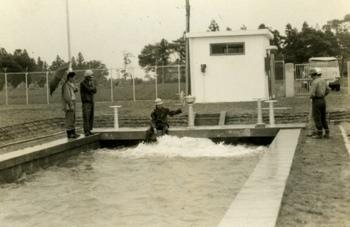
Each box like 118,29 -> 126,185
80,70 -> 97,136
309,67 -> 330,139
62,71 -> 80,139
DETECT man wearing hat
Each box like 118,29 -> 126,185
309,67 -> 330,139
62,71 -> 80,139
80,70 -> 97,136
145,98 -> 182,142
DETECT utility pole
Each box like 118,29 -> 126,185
66,0 -> 72,71
185,0 -> 191,95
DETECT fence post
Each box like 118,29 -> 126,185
25,71 -> 29,105
4,68 -> 8,105
132,70 -> 136,102
177,64 -> 181,97
46,71 -> 50,104
270,53 -> 276,99
110,69 -> 114,102
348,62 -> 350,95
285,63 -> 295,97
155,65 -> 158,99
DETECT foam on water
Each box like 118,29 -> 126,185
101,135 -> 266,158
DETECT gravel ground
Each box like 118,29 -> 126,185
276,125 -> 350,226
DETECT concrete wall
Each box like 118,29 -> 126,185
0,136 -> 100,183
189,33 -> 271,102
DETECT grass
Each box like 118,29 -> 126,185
0,76 -> 349,127
0,86 -> 350,128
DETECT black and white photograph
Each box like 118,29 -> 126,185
0,0 -> 350,226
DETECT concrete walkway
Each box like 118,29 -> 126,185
218,129 -> 301,227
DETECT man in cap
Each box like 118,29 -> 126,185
80,70 -> 97,136
62,71 -> 80,139
145,98 -> 182,142
309,67 -> 330,138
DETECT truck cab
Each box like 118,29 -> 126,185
309,57 -> 341,91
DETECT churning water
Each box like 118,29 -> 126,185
0,136 -> 266,227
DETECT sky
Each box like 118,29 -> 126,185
0,0 -> 349,70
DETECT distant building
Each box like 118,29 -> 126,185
187,29 -> 273,103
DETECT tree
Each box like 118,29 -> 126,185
49,55 -> 65,71
344,14 -> 350,22
258,24 -> 267,29
258,24 -> 284,59
36,57 -> 47,71
207,19 -> 220,32
336,31 -> 350,75
71,56 -> 77,69
323,19 -> 342,33
4,49 -> 37,87
12,49 -> 36,71
240,24 -> 247,30
121,52 -> 133,79
282,22 -> 340,63
169,36 -> 186,64
76,52 -> 85,68
138,38 -> 172,70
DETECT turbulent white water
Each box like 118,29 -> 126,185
0,136 -> 266,227
101,135 -> 266,158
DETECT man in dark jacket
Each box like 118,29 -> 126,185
145,98 -> 182,142
80,70 -> 97,136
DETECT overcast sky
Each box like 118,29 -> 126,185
0,0 -> 349,69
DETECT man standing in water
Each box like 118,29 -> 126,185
62,71 -> 80,139
309,67 -> 330,139
80,70 -> 97,136
145,98 -> 182,142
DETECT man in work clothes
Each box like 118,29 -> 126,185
62,71 -> 80,139
80,70 -> 97,136
145,98 -> 182,142
309,67 -> 330,139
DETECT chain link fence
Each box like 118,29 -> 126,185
0,62 -> 288,104
0,65 -> 186,105
294,63 -> 311,95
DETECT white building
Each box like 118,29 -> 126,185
187,29 -> 273,103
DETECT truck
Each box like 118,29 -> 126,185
309,57 -> 341,91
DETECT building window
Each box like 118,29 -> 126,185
210,42 -> 245,55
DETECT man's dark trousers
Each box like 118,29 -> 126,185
82,102 -> 94,134
312,98 -> 329,135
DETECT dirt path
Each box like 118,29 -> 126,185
276,125 -> 350,226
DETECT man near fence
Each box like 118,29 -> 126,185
62,71 -> 80,139
145,98 -> 182,142
309,67 -> 330,139
80,70 -> 97,136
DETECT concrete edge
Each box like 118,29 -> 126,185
217,129 -> 301,227
0,135 -> 101,183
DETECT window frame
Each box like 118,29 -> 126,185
210,42 -> 245,56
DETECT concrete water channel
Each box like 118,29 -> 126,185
0,122 -> 303,227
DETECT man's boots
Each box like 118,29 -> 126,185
66,130 -> 71,139
71,129 -> 80,139
67,129 -> 80,139
312,130 -> 323,139
324,129 -> 330,138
